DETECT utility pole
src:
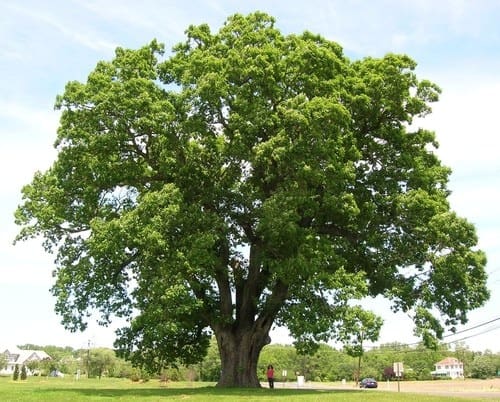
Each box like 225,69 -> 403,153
87,340 -> 91,379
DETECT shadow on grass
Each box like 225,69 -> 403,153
35,386 -> 361,398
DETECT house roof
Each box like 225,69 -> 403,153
435,357 -> 462,366
2,348 -> 51,364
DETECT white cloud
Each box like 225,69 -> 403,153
0,101 -> 58,194
0,100 -> 59,137
0,237 -> 53,286
426,83 -> 500,170
74,0 -> 224,47
1,2 -> 116,56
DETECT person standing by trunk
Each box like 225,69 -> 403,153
266,364 -> 275,388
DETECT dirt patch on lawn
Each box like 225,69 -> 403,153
299,379 -> 500,399
382,378 -> 500,393
380,379 -> 500,400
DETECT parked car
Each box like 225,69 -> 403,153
359,378 -> 378,388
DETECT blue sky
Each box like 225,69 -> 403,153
1,0 -> 499,352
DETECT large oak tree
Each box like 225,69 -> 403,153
15,12 -> 488,387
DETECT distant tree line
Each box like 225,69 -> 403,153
14,340 -> 500,382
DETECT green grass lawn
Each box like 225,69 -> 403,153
0,376 -> 487,401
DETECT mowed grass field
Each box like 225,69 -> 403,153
0,376 -> 498,401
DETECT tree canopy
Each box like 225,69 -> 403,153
15,12 -> 489,387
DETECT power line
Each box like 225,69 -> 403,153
442,316 -> 500,338
363,317 -> 500,353
442,325 -> 500,346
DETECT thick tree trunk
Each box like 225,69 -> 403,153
215,326 -> 271,387
211,242 -> 288,387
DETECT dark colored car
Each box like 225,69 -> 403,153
359,378 -> 378,388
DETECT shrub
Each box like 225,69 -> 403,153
20,365 -> 27,380
129,368 -> 150,382
13,365 -> 19,380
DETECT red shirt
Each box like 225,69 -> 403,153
267,368 -> 274,379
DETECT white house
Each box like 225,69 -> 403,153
431,357 -> 464,379
0,348 -> 51,376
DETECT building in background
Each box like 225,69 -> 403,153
431,357 -> 464,379
0,347 -> 51,376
